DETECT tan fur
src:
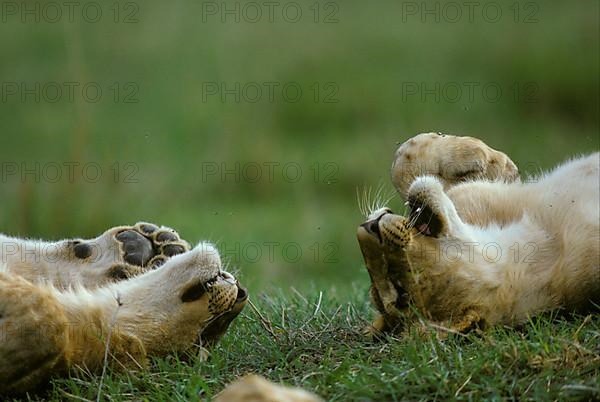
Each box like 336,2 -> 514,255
215,375 -> 323,402
391,132 -> 519,197
359,133 -> 599,335
0,224 -> 247,395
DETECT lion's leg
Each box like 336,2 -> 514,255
391,132 -> 519,198
0,273 -> 70,395
0,273 -> 148,395
1,222 -> 190,289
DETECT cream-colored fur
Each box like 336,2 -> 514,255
358,133 -> 599,335
215,375 -> 323,402
0,223 -> 247,395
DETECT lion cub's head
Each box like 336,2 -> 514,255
172,243 -> 249,349
121,243 -> 249,354
357,177 -> 473,329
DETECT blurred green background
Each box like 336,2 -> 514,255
0,0 -> 598,291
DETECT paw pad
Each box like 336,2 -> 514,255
155,231 -> 178,243
137,223 -> 159,235
115,222 -> 190,269
73,242 -> 93,259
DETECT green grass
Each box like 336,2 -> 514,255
28,287 -> 598,401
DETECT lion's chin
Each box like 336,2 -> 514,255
199,286 -> 248,348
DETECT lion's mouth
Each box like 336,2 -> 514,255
235,285 -> 248,302
408,198 -> 443,237
199,286 -> 247,348
195,271 -> 248,348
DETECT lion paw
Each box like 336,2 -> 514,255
391,132 -> 519,197
68,222 -> 191,285
115,222 -> 190,268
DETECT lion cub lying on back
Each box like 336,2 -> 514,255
358,133 -> 599,335
0,223 -> 247,394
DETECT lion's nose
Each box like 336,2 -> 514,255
360,212 -> 388,241
361,219 -> 381,236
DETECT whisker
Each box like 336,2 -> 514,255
357,182 -> 399,218
408,202 -> 425,228
356,185 -> 379,218
416,211 -> 435,238
411,202 -> 435,237
356,187 -> 363,217
365,186 -> 372,217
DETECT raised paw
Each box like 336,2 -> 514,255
66,222 -> 191,288
405,176 -> 461,238
391,132 -> 519,197
115,222 -> 190,268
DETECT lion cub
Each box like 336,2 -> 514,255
0,223 -> 247,394
358,133 -> 599,335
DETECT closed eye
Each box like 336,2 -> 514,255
181,276 -> 220,302
181,281 -> 207,302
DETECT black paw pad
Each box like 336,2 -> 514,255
116,230 -> 154,267
162,243 -> 187,257
155,230 -> 178,243
73,242 -> 93,259
138,223 -> 159,235
148,255 -> 167,268
114,222 -> 190,270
